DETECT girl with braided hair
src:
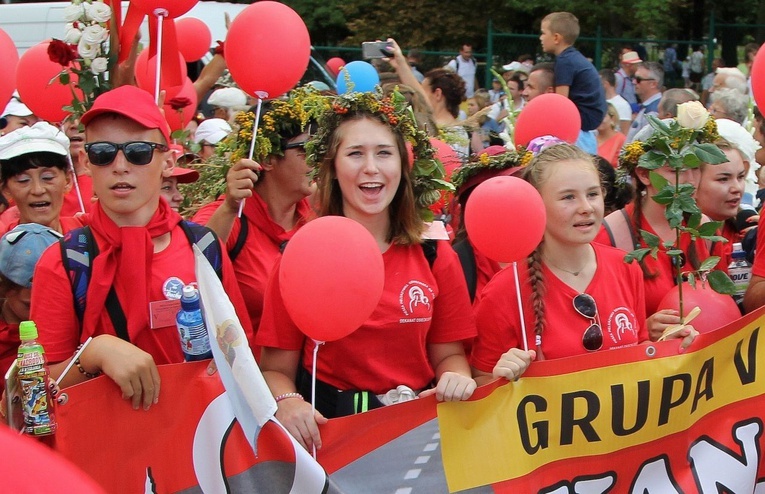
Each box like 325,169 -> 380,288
471,142 -> 695,384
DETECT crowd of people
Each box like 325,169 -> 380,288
1,9 -> 764,462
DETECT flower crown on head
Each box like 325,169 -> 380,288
617,102 -> 721,175
306,88 -> 454,218
450,149 -> 531,191
179,86 -> 330,216
221,86 -> 331,164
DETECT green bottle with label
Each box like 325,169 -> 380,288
17,321 -> 56,437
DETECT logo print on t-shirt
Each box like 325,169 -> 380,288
399,280 -> 434,321
606,306 -> 638,344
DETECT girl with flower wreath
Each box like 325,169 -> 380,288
192,88 -> 329,340
594,104 -> 723,341
470,142 -> 695,385
256,90 -> 477,452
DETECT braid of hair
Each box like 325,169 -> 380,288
527,246 -> 546,339
633,182 -> 659,280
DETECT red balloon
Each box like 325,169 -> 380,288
279,216 -> 385,342
656,282 -> 741,334
750,44 -> 765,111
163,77 -> 198,132
464,176 -> 546,263
135,49 -> 188,99
430,138 -> 462,176
175,17 -> 211,62
16,41 -> 82,123
225,1 -> 310,99
131,0 -> 198,19
514,93 -> 581,147
326,57 -> 345,78
0,28 -> 19,109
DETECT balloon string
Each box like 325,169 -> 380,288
153,11 -> 166,105
512,261 -> 529,353
66,154 -> 85,214
238,97 -> 263,218
311,338 -> 322,460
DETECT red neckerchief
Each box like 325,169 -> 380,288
84,199 -> 182,338
242,192 -> 311,245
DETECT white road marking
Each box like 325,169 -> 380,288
423,442 -> 438,452
404,469 -> 421,480
414,456 -> 430,464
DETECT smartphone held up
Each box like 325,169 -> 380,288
362,41 -> 394,59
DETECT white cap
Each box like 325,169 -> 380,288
716,118 -> 761,164
501,61 -> 530,74
0,121 -> 70,160
1,92 -> 33,119
193,118 -> 232,145
207,87 -> 247,109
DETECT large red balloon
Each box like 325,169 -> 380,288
464,176 -> 546,263
175,17 -> 211,62
514,93 -> 581,147
131,0 -> 198,19
16,41 -> 82,123
135,49 -> 188,99
0,28 -> 19,109
326,57 -> 345,78
656,282 -> 741,334
279,216 -> 385,342
163,77 -> 197,132
225,1 -> 310,99
750,44 -> 765,111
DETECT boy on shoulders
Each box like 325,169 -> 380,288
540,11 -> 606,154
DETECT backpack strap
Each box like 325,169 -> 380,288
61,222 -> 223,341
421,239 -> 438,270
228,213 -> 249,262
61,226 -> 96,324
60,226 -> 130,342
179,220 -> 223,280
602,209 -> 641,252
452,239 -> 477,303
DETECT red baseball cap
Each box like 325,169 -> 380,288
170,166 -> 199,184
81,86 -> 171,144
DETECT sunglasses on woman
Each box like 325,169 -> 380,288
573,293 -> 603,351
85,141 -> 169,166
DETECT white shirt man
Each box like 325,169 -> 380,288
447,44 -> 478,97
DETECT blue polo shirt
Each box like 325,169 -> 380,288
554,46 -> 607,131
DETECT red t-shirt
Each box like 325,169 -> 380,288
256,240 -> 477,394
0,319 -> 19,392
594,206 -> 714,315
471,243 -> 647,373
193,195 -> 310,334
470,238 -> 503,306
30,223 -> 253,364
61,174 -> 94,217
752,213 -> 765,278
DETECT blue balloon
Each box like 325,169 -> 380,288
336,61 -> 380,94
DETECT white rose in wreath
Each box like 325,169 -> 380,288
91,57 -> 108,74
81,24 -> 108,46
78,39 -> 99,60
63,4 -> 85,22
64,25 -> 82,44
86,2 -> 112,24
676,101 -> 709,130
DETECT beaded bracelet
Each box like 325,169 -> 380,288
275,392 -> 303,403
74,344 -> 101,379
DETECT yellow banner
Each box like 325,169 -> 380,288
439,313 -> 765,491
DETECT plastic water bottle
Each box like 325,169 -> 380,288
175,285 -> 212,361
728,242 -> 752,307
17,320 -> 57,437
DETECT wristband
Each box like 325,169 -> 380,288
275,392 -> 303,403
74,344 -> 102,379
